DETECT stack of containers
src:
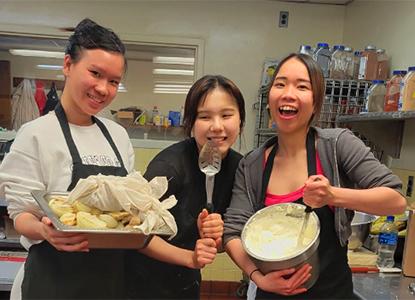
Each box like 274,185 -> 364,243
384,70 -> 406,112
399,66 -> 415,111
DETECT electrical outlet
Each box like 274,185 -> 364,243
279,11 -> 289,28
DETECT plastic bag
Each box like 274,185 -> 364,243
67,171 -> 178,239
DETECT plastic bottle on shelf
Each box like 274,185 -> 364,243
376,49 -> 389,80
352,51 -> 361,80
344,47 -> 354,80
299,45 -> 313,56
399,66 -> 415,111
363,80 -> 386,113
359,45 -> 378,81
329,45 -> 345,79
151,106 -> 160,125
313,42 -> 331,78
384,70 -> 407,112
376,216 -> 398,268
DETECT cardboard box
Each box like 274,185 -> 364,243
117,111 -> 134,119
403,210 -> 415,277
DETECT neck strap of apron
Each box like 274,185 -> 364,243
260,128 -> 316,203
54,103 -> 126,169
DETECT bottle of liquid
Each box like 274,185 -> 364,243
376,49 -> 389,80
376,216 -> 398,268
344,47 -> 354,80
313,42 -> 331,78
151,106 -> 159,125
400,66 -> 415,111
384,70 -> 406,112
363,80 -> 386,113
352,51 -> 361,80
299,45 -> 313,56
329,45 -> 345,79
359,45 -> 377,81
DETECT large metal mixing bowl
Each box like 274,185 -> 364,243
348,212 -> 377,250
241,203 -> 320,289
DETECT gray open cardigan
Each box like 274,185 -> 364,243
223,127 -> 403,247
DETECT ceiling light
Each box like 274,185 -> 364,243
153,68 -> 194,76
9,49 -> 65,58
153,88 -> 189,94
36,64 -> 63,70
153,56 -> 195,65
154,83 -> 192,89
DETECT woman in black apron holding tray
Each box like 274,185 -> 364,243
0,19 -> 134,299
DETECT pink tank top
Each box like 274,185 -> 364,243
264,152 -> 324,207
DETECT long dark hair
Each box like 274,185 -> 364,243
182,75 -> 246,137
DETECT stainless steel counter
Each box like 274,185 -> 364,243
353,273 -> 415,299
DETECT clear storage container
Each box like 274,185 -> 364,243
376,49 -> 389,80
384,70 -> 406,112
313,42 -> 331,78
363,80 -> 386,113
329,45 -> 345,79
400,66 -> 415,111
359,45 -> 377,81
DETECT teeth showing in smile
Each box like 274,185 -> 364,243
279,105 -> 298,115
88,93 -> 104,103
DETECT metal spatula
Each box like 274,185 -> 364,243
297,205 -> 313,247
198,140 -> 222,212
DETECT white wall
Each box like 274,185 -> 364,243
343,0 -> 415,170
0,0 -> 345,152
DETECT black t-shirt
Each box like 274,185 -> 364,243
126,138 -> 242,296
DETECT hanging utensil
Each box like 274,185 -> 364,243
198,140 -> 222,213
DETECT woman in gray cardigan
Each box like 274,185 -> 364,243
223,53 -> 406,299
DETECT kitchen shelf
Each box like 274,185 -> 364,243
336,111 -> 415,123
337,111 -> 415,159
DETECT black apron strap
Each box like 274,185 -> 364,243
260,129 -> 316,203
54,102 -> 83,164
93,116 -> 126,169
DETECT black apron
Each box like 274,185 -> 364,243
21,103 -> 128,299
256,129 -> 355,299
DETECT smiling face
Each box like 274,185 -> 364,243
268,57 -> 315,134
62,48 -> 124,124
193,88 -> 241,157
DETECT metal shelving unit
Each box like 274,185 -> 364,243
318,79 -> 372,128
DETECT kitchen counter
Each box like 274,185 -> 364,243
353,272 -> 415,299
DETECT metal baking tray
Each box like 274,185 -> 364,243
31,190 -> 171,249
